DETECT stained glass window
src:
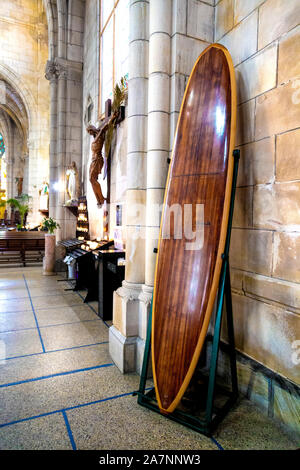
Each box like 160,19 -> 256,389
0,134 -> 5,157
100,0 -> 129,115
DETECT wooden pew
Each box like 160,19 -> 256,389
0,231 -> 45,266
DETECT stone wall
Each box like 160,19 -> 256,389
215,0 -> 300,386
109,0 -> 300,416
0,0 -> 50,223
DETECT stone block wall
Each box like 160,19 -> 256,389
170,0 -> 214,145
214,0 -> 300,386
100,0 -> 300,408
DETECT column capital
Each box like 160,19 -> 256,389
45,58 -> 83,82
117,280 -> 144,301
45,60 -> 58,82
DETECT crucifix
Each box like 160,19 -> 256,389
87,99 -> 115,206
88,99 -> 113,239
86,98 -> 125,240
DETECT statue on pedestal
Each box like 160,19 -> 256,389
66,161 -> 79,205
15,177 -> 23,197
39,181 -> 49,211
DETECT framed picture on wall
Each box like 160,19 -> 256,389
116,204 -> 122,226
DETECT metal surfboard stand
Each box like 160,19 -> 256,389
133,149 -> 240,437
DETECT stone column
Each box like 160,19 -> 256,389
109,0 -> 149,373
26,136 -> 41,224
45,58 -> 82,242
63,59 -> 83,240
55,60 -> 68,242
7,125 -> 14,201
145,0 -> 171,285
136,0 -> 171,371
5,160 -> 13,211
43,233 -> 56,275
22,154 -> 29,196
45,60 -> 58,222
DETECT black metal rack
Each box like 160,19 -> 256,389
76,196 -> 89,241
134,149 -> 240,437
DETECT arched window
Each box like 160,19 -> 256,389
99,0 -> 129,116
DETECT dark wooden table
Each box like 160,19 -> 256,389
0,231 -> 45,266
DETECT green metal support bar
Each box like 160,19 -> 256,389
134,149 -> 240,437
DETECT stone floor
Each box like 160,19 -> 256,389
0,266 -> 297,450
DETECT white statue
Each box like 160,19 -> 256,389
66,161 -> 79,204
39,181 -> 49,211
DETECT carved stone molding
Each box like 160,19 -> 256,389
138,283 -> 153,307
45,60 -> 58,82
116,280 -> 143,302
55,61 -> 68,80
45,58 -> 83,83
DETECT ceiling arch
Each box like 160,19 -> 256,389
0,62 -> 37,132
43,0 -> 58,60
0,79 -> 28,144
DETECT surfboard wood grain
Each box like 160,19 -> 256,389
151,44 -> 237,413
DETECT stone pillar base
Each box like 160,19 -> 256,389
109,281 -> 155,375
113,281 -> 141,337
109,326 -> 138,373
43,234 -> 56,276
109,281 -> 143,372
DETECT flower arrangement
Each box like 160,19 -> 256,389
41,217 -> 60,234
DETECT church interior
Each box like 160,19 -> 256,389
0,0 -> 299,452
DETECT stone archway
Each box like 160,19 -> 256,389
0,0 -> 50,225
43,0 -> 58,60
0,76 -> 30,205
0,63 -> 37,132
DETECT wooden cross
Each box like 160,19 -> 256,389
102,98 -> 125,241
102,99 -> 111,240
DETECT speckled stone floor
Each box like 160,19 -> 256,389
0,267 -> 297,450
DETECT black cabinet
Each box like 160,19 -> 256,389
66,248 -> 96,300
95,249 -> 125,321
61,239 -> 114,302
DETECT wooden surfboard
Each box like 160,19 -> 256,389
151,44 -> 237,414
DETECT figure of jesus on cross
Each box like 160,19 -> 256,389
86,108 -> 118,207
